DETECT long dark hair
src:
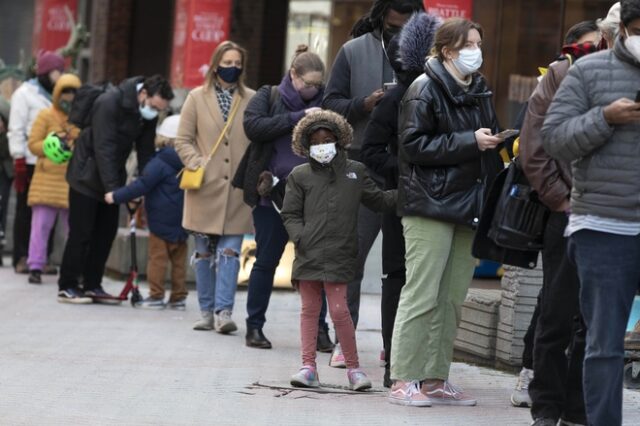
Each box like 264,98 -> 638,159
350,0 -> 424,38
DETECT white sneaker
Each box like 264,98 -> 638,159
329,343 -> 346,368
214,310 -> 238,334
511,367 -> 533,407
193,311 -> 214,330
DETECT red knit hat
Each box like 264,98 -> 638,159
37,51 -> 65,76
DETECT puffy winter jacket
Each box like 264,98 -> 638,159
27,74 -> 82,209
541,40 -> 640,222
67,76 -> 157,201
397,57 -> 502,227
8,79 -> 52,165
113,147 -> 187,243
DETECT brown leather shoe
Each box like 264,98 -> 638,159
14,257 -> 29,274
43,263 -> 58,275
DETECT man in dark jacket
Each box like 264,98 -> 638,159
360,12 -> 440,388
322,0 -> 423,366
519,21 -> 600,426
57,75 -> 174,304
542,1 -> 640,424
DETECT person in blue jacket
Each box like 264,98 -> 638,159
105,115 -> 188,309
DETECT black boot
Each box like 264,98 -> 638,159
245,328 -> 272,349
28,269 -> 42,284
316,327 -> 335,353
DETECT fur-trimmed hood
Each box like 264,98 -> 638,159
291,110 -> 353,158
399,12 -> 441,75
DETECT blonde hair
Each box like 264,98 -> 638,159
204,40 -> 248,96
290,44 -> 325,77
155,134 -> 175,149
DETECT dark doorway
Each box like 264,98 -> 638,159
128,0 -> 175,78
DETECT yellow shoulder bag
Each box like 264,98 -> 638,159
179,98 -> 241,190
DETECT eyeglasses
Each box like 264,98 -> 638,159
298,74 -> 323,89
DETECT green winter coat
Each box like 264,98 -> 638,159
281,110 -> 396,284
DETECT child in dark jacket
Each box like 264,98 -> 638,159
281,110 -> 396,390
105,115 -> 188,309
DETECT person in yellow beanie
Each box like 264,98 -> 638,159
26,73 -> 81,284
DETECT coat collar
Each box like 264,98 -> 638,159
614,36 -> 640,68
424,57 -> 492,106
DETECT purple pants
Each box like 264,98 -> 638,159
27,205 -> 69,271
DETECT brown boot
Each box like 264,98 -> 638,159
43,262 -> 58,275
14,257 -> 29,274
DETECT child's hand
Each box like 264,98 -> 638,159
104,192 -> 115,204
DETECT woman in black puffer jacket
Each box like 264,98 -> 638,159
388,18 -> 503,408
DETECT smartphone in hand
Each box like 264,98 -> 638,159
495,129 -> 520,140
635,90 -> 640,103
383,82 -> 397,92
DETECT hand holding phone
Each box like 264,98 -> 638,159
383,82 -> 397,92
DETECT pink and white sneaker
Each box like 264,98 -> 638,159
422,380 -> 477,406
290,365 -> 320,388
388,380 -> 432,407
379,349 -> 386,367
329,343 -> 346,368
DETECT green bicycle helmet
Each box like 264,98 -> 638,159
43,132 -> 72,164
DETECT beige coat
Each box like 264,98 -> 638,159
175,85 -> 254,235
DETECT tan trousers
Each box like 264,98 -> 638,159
147,232 -> 188,302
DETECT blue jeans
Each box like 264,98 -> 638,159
568,230 -> 640,426
246,206 -> 328,330
193,234 -> 243,313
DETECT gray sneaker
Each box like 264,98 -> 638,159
214,310 -> 238,334
511,367 -> 533,407
193,311 -> 214,330
135,297 -> 166,310
167,298 -> 186,310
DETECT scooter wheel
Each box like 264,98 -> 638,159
130,288 -> 143,306
624,362 -> 640,390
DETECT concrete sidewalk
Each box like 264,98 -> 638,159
1,268 -> 639,425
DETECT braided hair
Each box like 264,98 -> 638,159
350,0 -> 424,38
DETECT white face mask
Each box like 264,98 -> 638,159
452,48 -> 483,76
625,28 -> 640,61
309,142 -> 337,164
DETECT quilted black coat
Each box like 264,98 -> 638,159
397,57 -> 502,227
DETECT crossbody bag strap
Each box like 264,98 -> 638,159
204,96 -> 242,163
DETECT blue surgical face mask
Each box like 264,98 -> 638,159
452,48 -> 483,76
139,100 -> 159,120
217,66 -> 242,84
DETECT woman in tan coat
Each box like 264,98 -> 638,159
175,41 -> 254,334
26,73 -> 81,284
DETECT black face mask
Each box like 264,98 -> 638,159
37,74 -> 55,94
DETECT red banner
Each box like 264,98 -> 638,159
423,1 -> 473,19
32,0 -> 77,54
171,0 -> 232,88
